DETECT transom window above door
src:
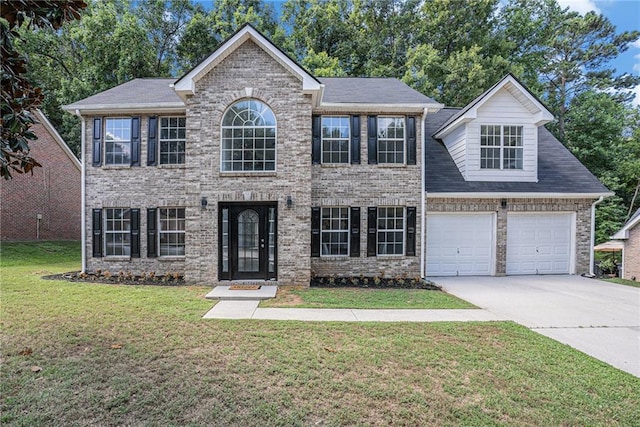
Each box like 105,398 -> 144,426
221,99 -> 276,172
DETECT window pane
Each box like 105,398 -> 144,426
158,207 -> 186,257
320,207 -> 349,256
321,116 -> 350,164
377,117 -> 405,164
221,100 -> 276,171
159,116 -> 186,165
377,207 -> 404,255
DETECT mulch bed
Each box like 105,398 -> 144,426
43,271 -> 186,286
310,276 -> 441,290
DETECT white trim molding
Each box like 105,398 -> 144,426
426,192 -> 614,199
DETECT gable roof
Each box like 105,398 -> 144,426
63,78 -> 183,114
33,109 -> 81,171
612,208 -> 640,239
433,74 -> 554,138
425,108 -> 611,197
173,24 -> 322,102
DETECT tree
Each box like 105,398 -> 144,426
540,10 -> 640,141
1,0 -> 86,178
403,0 -> 510,106
18,0 -> 159,156
135,0 -> 196,76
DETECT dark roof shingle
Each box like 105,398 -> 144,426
425,108 -> 610,194
65,78 -> 181,108
320,77 -> 437,104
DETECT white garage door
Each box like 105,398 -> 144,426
426,214 -> 494,276
507,213 -> 574,275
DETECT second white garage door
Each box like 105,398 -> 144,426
506,213 -> 574,275
426,213 -> 494,276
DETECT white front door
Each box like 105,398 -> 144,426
506,213 -> 574,275
426,213 -> 495,276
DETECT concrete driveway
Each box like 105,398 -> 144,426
433,275 -> 640,377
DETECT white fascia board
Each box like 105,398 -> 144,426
426,192 -> 614,199
62,103 -> 186,115
315,102 -> 442,114
433,115 -> 473,139
612,215 -> 640,239
173,26 -> 321,98
34,109 -> 81,171
433,74 -> 553,138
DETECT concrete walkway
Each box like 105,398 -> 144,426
436,275 -> 640,377
203,300 -> 507,322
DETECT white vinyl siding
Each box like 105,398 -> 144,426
506,213 -> 574,275
441,126 -> 466,177
426,213 -> 494,276
439,87 -> 539,183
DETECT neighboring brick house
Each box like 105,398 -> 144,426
63,25 -> 610,285
611,208 -> 640,281
1,110 -> 81,241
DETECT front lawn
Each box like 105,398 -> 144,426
2,242 -> 639,426
604,277 -> 640,288
260,286 -> 475,309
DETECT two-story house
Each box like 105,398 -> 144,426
64,25 -> 610,286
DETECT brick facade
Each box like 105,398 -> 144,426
623,225 -> 639,281
310,115 -> 422,279
426,197 -> 595,275
1,111 -> 81,241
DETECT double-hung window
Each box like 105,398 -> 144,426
480,125 -> 523,170
321,116 -> 350,164
377,207 -> 404,255
159,208 -> 185,256
105,118 -> 132,165
159,117 -> 186,164
321,207 -> 349,256
104,208 -> 131,256
377,117 -> 405,164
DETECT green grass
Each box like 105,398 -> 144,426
260,286 -> 475,309
2,242 -> 639,426
604,277 -> 640,288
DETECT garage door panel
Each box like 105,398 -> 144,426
427,214 -> 494,276
507,214 -> 573,275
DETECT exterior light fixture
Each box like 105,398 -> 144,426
286,195 -> 293,208
501,199 -> 507,209
201,197 -> 208,209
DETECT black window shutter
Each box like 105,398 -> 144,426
130,209 -> 140,258
311,207 -> 321,257
92,118 -> 102,167
147,116 -> 157,166
312,115 -> 321,165
406,116 -> 416,165
350,115 -> 361,164
92,208 -> 102,257
131,117 -> 141,166
350,206 -> 360,257
367,116 -> 377,164
367,207 -> 377,256
147,208 -> 157,258
406,206 -> 416,256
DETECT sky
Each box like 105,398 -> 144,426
557,0 -> 640,105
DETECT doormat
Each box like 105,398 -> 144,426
229,285 -> 262,290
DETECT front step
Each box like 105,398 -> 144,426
205,285 -> 278,300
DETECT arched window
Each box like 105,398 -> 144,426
221,99 -> 276,171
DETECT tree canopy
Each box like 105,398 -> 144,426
11,0 -> 640,240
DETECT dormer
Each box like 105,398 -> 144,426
433,74 -> 553,182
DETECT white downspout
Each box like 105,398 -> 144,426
589,196 -> 604,276
420,107 -> 428,279
77,109 -> 86,273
